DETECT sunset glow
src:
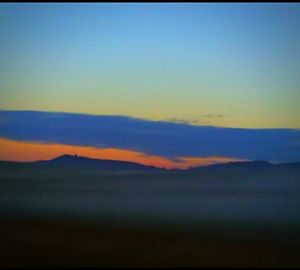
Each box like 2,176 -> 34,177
0,137 -> 241,169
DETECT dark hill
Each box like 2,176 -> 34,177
187,160 -> 300,176
187,160 -> 273,172
0,155 -> 163,172
35,154 -> 162,171
0,156 -> 299,173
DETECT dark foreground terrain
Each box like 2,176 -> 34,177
1,217 -> 300,267
1,158 -> 300,266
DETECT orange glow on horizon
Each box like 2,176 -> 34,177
0,137 -> 242,169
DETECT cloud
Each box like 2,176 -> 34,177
200,114 -> 227,119
0,110 -> 299,163
163,117 -> 200,125
164,114 -> 227,125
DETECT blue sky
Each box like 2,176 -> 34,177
1,3 -> 300,128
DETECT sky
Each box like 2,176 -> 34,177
0,3 -> 300,167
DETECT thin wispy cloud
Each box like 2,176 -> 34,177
164,114 -> 228,125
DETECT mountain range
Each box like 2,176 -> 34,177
0,154 -> 299,172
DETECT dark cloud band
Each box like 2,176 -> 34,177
0,110 -> 299,163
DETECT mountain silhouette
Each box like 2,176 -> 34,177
35,154 -> 163,171
186,160 -> 300,179
0,155 -> 299,173
189,160 -> 273,171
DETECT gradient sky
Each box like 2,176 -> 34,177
1,3 -> 300,128
0,4 -> 300,167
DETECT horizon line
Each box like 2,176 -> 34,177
1,153 -> 296,171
